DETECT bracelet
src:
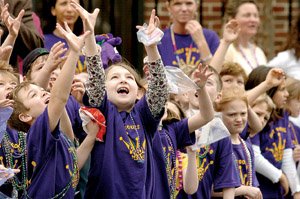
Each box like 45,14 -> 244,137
201,53 -> 212,62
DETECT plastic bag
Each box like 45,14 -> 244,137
0,107 -> 13,142
137,23 -> 164,46
190,113 -> 230,150
165,65 -> 199,94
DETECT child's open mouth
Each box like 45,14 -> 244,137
117,87 -> 129,94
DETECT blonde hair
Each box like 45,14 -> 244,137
252,93 -> 275,113
285,77 -> 300,101
0,61 -> 19,83
214,86 -> 248,112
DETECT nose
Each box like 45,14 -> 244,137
180,3 -> 188,11
235,115 -> 242,123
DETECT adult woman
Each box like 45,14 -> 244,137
158,0 -> 220,69
224,0 -> 267,75
41,0 -> 85,73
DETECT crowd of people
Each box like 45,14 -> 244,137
0,0 -> 300,198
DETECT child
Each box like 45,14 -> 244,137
245,66 -> 300,198
82,9 -> 168,198
219,62 -> 247,90
0,62 -> 23,198
153,63 -> 215,198
176,65 -> 240,199
7,9 -> 93,197
214,86 -> 262,198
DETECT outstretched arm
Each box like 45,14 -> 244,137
0,2 -> 23,63
70,0 -> 105,107
47,22 -> 90,132
209,20 -> 239,73
247,68 -> 285,105
138,9 -> 168,118
30,41 -> 67,89
188,64 -> 214,132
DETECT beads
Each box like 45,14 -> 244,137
239,137 -> 253,186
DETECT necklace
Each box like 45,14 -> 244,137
2,131 -> 27,198
119,113 -> 146,162
197,145 -> 210,181
232,137 -> 253,186
159,127 -> 177,199
176,150 -> 183,192
24,135 -> 79,199
238,43 -> 259,70
170,24 -> 194,67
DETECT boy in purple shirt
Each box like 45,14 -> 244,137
7,5 -> 95,197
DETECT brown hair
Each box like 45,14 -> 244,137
220,62 -> 248,83
162,100 -> 186,125
252,93 -> 275,113
105,60 -> 144,89
225,0 -> 259,20
7,82 -> 31,132
214,86 -> 248,112
0,61 -> 19,83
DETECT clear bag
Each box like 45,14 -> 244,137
165,66 -> 199,94
137,23 -> 164,46
0,107 -> 13,142
190,113 -> 230,150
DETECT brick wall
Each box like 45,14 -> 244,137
144,0 -> 300,60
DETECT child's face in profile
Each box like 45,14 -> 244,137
252,101 -> 271,127
286,98 -> 300,117
272,82 -> 289,109
0,73 -> 17,101
221,99 -> 248,135
106,66 -> 139,111
221,74 -> 245,90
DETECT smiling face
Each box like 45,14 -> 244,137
105,66 -> 139,112
17,84 -> 50,122
167,0 -> 198,25
221,99 -> 248,135
51,0 -> 80,29
234,2 -> 260,38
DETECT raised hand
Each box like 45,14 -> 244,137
0,99 -> 13,108
265,68 -> 286,88
193,63 -> 213,89
223,19 -> 240,43
0,3 -> 24,37
71,78 -> 86,105
185,20 -> 204,45
56,22 -> 91,53
70,0 -> 99,33
45,41 -> 67,70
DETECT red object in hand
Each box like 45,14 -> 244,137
81,107 -> 106,142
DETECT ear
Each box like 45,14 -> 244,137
19,112 -> 33,123
51,7 -> 56,16
165,1 -> 171,14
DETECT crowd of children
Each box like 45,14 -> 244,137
0,0 -> 300,198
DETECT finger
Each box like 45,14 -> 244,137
56,23 -> 66,35
148,9 -> 156,25
16,9 -> 25,22
12,169 -> 20,173
64,21 -> 72,33
154,16 -> 160,28
81,30 -> 91,40
93,8 -> 100,18
136,25 -> 143,30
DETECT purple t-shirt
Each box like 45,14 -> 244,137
44,34 -> 86,73
0,127 -> 24,197
250,111 -> 292,198
177,137 -> 240,199
232,139 -> 259,187
158,27 -> 220,67
84,94 -> 162,198
152,119 -> 195,198
288,121 -> 300,147
25,108 -> 78,198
